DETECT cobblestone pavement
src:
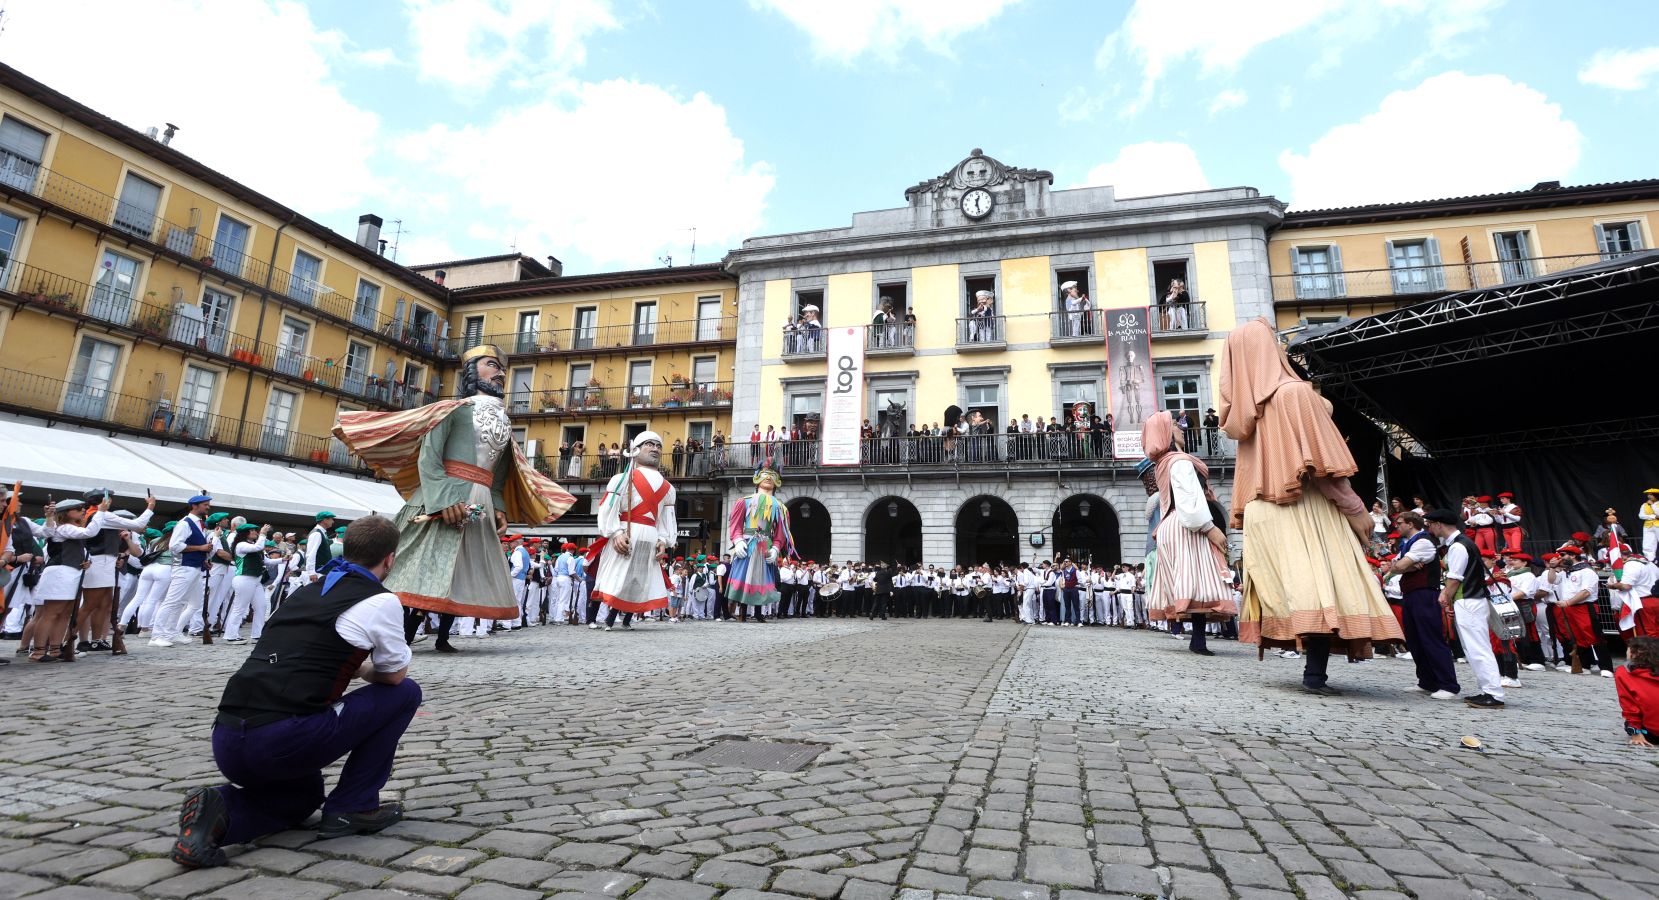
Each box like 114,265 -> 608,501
2,619 -> 1657,900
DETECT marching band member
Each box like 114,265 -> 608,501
151,494 -> 216,648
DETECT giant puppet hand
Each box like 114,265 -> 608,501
730,541 -> 749,560
767,545 -> 779,564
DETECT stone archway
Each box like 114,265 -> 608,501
1052,493 -> 1121,568
956,495 -> 1019,567
865,496 -> 922,565
788,497 -> 831,564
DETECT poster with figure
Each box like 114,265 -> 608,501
821,326 -> 865,465
1104,307 -> 1155,459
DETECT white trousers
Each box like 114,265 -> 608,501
551,575 -> 573,622
1534,602 -> 1562,661
1645,527 -> 1658,564
3,569 -> 36,631
1021,588 -> 1039,623
153,566 -> 204,641
209,566 -> 236,621
1454,596 -> 1502,700
508,579 -> 528,628
1118,593 -> 1135,624
121,564 -> 170,629
223,575 -> 269,640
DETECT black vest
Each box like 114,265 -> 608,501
46,531 -> 88,569
8,514 -> 40,558
216,572 -> 382,727
90,519 -> 125,557
1445,533 -> 1490,598
312,526 -> 333,568
1399,532 -> 1440,594
236,542 -> 264,578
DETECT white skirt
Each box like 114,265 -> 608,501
35,565 -> 84,602
83,554 -> 117,589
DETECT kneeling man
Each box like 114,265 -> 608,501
171,515 -> 419,868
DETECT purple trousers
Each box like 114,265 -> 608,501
1400,589 -> 1458,694
211,678 -> 421,846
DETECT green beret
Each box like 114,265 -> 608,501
316,511 -> 337,521
163,520 -> 178,531
334,525 -> 348,535
206,512 -> 230,525
144,528 -> 162,541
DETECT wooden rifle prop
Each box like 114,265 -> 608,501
199,535 -> 214,645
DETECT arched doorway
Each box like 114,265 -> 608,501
865,496 -> 922,565
788,497 -> 831,563
956,495 -> 1018,567
1052,494 -> 1121,568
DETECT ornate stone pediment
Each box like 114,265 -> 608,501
904,149 -> 1054,203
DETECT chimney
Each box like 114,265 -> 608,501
356,213 -> 383,250
377,238 -> 388,257
434,269 -> 447,286
162,123 -> 179,146
546,255 -> 563,277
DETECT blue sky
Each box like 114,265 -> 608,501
6,1 -> 1658,275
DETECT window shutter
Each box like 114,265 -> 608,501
391,297 -> 405,336
1329,244 -> 1346,298
1425,237 -> 1446,290
1594,224 -> 1611,258
1630,222 -> 1644,251
1290,246 -> 1305,298
1515,231 -> 1531,259
1384,240 -> 1401,293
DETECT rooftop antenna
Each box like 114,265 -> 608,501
387,219 -> 406,261
658,254 -> 672,267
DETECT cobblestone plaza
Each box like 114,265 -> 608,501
2,621 -> 1655,900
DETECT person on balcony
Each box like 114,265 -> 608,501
872,296 -> 897,349
1062,281 -> 1092,336
333,344 -> 574,654
969,290 -> 997,342
799,304 -> 823,352
1162,278 -> 1191,330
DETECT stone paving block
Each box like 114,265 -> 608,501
965,847 -> 1017,881
83,857 -> 188,890
548,841 -> 634,867
146,866 -> 251,899
235,848 -> 320,874
1211,850 -> 1289,890
21,889 -> 141,900
467,830 -> 559,858
205,875 -> 343,899
842,860 -> 905,884
901,868 -> 969,893
456,884 -> 544,900
466,856 -> 564,887
630,877 -> 719,900
972,828 -> 1022,850
393,847 -> 485,874
382,871 -> 472,896
297,860 -> 394,888
1097,864 -> 1161,895
1022,846 -> 1096,888
539,870 -> 643,896
693,859 -> 772,889
721,891 -> 800,900
17,847 -> 128,880
839,880 -> 896,900
1027,822 -> 1086,849
625,852 -> 695,880
973,880 -> 1052,900
772,869 -> 847,898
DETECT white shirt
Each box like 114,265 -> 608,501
335,590 -> 412,673
305,526 -> 332,577
1507,569 -> 1537,602
1402,531 -> 1438,565
1167,458 -> 1216,533
169,515 -> 204,555
1563,566 -> 1599,605
1440,531 -> 1480,593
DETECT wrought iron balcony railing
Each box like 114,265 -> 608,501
956,315 -> 1006,349
711,433 -> 1234,475
454,315 -> 738,360
1270,253 -> 1606,304
1049,309 -> 1104,343
507,381 -> 735,415
1151,301 -> 1208,335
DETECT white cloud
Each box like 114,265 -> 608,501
0,0 -> 384,217
1207,88 -> 1247,116
401,0 -> 619,94
1278,72 -> 1582,210
1058,86 -> 1109,123
398,80 -> 774,269
1579,46 -> 1659,90
752,0 -> 1018,62
1073,142 -> 1210,199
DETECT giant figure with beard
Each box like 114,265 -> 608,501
334,345 -> 573,650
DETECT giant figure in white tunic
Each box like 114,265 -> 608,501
589,432 -> 675,614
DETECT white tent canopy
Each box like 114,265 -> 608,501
0,417 -> 402,519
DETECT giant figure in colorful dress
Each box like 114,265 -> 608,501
333,344 -> 574,650
1219,319 -> 1403,694
588,431 -> 676,629
725,461 -> 795,622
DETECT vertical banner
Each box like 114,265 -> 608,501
821,326 -> 865,465
1104,307 -> 1155,459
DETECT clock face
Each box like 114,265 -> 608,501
960,188 -> 993,219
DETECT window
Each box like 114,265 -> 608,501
1292,245 -> 1344,299
65,337 -> 120,419
353,279 -> 381,329
623,423 -> 648,447
512,426 -> 528,451
516,310 -> 540,353
568,363 -> 592,403
1597,221 -> 1645,259
562,424 -> 586,447
178,366 -> 217,435
964,383 -> 1001,424
290,249 -> 323,304
692,355 -> 717,394
344,341 -> 371,395
632,301 -> 658,345
410,306 -> 436,350
329,407 -> 358,465
112,173 -> 162,238
964,275 -> 996,315
573,306 -> 597,349
873,387 -> 909,437
212,215 -> 251,279
276,317 -> 309,376
794,289 -> 824,324
510,366 -> 534,413
0,115 -> 48,191
462,315 -> 485,351
403,362 -> 425,392
789,392 -> 822,432
628,360 -> 653,406
199,287 -> 234,355
696,297 -> 724,340
0,209 -> 24,281
1386,238 -> 1445,293
1159,375 -> 1201,418
89,249 -> 143,324
1493,231 -> 1534,281
261,388 -> 298,455
1057,380 -> 1099,421
1055,267 -> 1091,311
688,421 -> 713,445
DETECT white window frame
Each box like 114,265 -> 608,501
211,213 -> 252,278
1384,237 -> 1446,293
695,296 -> 724,340
112,170 -> 163,238
1595,219 -> 1646,260
290,247 -> 325,304
177,364 -> 221,435
1291,244 -> 1344,299
353,278 -> 382,329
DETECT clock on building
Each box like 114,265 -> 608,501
960,188 -> 993,220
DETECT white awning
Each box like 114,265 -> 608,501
0,417 -> 402,520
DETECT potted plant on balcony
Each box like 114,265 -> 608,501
136,307 -> 172,337
539,389 -> 561,413
713,388 -> 732,404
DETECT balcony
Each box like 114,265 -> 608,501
1270,253 -> 1605,304
0,365 -> 362,472
0,149 -> 441,360
866,323 -> 915,355
508,380 -> 735,417
458,315 -> 739,362
0,259 -> 427,411
781,324 -> 826,360
956,315 -> 1006,350
713,434 -> 1234,477
1049,309 -> 1104,345
1151,301 -> 1208,337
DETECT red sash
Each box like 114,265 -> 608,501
622,469 -> 670,528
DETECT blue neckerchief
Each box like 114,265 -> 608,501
317,557 -> 385,596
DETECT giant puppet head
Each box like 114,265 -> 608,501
460,344 -> 507,399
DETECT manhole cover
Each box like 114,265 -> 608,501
685,740 -> 827,772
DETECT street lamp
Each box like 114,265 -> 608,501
980,500 -> 991,517
887,501 -> 898,518
1079,499 -> 1091,517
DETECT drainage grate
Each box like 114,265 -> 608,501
684,739 -> 828,772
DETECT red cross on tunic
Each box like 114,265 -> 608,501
622,469 -> 670,528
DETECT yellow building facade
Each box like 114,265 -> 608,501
1268,179 -> 1659,330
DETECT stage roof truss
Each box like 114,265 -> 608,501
1426,414 -> 1659,459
